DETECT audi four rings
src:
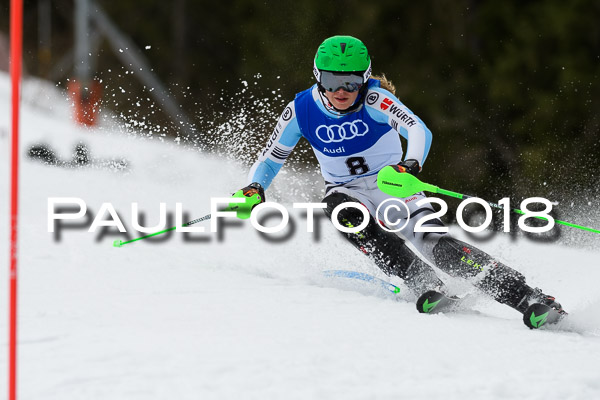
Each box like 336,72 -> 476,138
315,120 -> 370,143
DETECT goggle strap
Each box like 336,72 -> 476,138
362,60 -> 372,82
313,60 -> 322,82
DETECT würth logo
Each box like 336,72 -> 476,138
380,98 -> 393,111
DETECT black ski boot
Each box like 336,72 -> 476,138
522,288 -> 567,329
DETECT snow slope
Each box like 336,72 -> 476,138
1,73 -> 600,400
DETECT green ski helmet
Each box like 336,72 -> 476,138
313,35 -> 372,88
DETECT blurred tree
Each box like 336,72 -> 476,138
0,0 -> 598,203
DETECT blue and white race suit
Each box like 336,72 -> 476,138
248,79 -> 444,257
249,79 -> 431,188
246,79 -> 552,309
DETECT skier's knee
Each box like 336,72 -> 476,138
433,236 -> 525,277
433,236 -> 509,278
322,192 -> 367,227
433,236 -> 479,277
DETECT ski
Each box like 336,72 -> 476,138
325,275 -> 568,330
522,303 -> 567,329
416,290 -> 464,314
322,270 -> 401,294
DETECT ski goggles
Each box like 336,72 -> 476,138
319,71 -> 365,93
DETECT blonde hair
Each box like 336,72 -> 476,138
371,74 -> 396,95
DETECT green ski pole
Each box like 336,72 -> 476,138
113,190 -> 262,248
377,165 -> 600,234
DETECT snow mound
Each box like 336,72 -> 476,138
1,72 -> 599,399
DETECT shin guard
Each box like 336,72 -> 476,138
432,236 -> 534,311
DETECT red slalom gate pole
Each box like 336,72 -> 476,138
9,0 -> 23,399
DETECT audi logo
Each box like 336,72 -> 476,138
315,120 -> 369,143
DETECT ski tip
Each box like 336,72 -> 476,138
113,239 -> 123,248
416,290 -> 443,314
322,270 -> 401,295
523,303 -> 566,329
416,290 -> 464,314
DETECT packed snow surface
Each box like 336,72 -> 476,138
1,73 -> 599,399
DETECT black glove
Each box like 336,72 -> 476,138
239,182 -> 266,204
391,159 -> 421,176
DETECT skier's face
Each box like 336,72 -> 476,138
324,88 -> 359,110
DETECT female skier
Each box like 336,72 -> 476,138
237,35 -> 564,319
